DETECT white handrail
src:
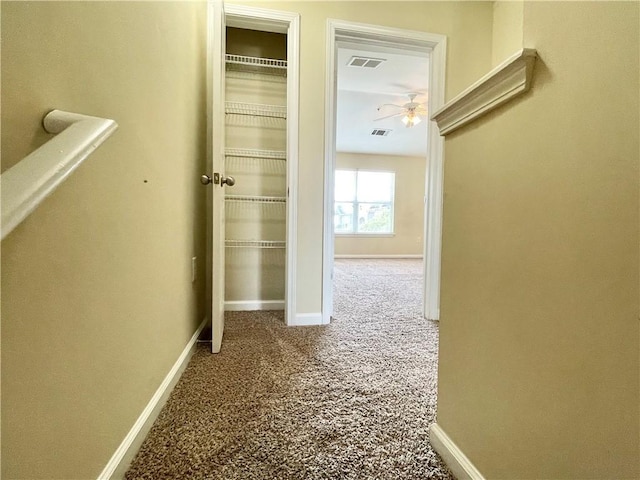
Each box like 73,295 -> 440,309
1,110 -> 118,240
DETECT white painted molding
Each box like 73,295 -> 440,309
334,254 -> 423,259
284,10 -> 300,329
431,48 -> 537,136
324,19 -> 447,326
224,300 -> 285,311
1,110 -> 117,241
429,423 -> 486,480
290,312 -> 324,326
322,18 -> 339,326
96,318 -> 207,480
422,33 -> 447,322
225,3 -> 292,34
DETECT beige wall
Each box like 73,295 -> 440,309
1,2 -> 207,478
438,2 -> 639,478
334,153 -> 425,256
230,0 -> 494,314
491,1 -> 524,67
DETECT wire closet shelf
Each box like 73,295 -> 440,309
225,148 -> 286,161
225,240 -> 285,249
225,54 -> 287,76
225,102 -> 287,119
225,195 -> 286,204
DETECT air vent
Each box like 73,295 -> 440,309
348,56 -> 386,69
371,129 -> 392,137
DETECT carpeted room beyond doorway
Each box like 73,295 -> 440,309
125,259 -> 453,479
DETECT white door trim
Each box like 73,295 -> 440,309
323,20 -> 447,323
219,3 -> 300,326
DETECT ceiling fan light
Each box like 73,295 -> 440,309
402,113 -> 421,128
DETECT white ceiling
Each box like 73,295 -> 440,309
336,47 -> 429,157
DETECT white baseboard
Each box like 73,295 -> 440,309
429,423 -> 485,480
288,312 -> 324,326
334,254 -> 423,259
224,300 -> 284,311
97,317 -> 208,480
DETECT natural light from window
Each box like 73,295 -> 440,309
334,170 -> 395,234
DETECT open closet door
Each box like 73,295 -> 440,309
209,0 -> 227,353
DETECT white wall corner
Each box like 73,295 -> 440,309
96,317 -> 207,480
289,312 -> 325,327
429,423 -> 486,480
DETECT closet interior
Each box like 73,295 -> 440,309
224,27 -> 288,310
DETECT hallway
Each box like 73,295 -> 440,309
3,2 -> 637,478
125,259 -> 451,478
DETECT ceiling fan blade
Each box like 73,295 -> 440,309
374,112 -> 405,121
377,103 -> 405,111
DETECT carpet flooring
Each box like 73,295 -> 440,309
124,258 -> 453,479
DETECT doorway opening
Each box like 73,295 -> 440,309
323,21 -> 447,324
207,3 -> 300,352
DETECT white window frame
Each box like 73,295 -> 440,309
334,169 -> 395,236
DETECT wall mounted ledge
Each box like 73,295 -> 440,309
431,48 -> 537,136
1,110 -> 118,240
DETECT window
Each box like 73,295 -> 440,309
334,170 -> 395,234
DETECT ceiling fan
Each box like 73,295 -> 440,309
375,93 -> 427,128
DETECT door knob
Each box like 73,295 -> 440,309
200,173 -> 235,187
